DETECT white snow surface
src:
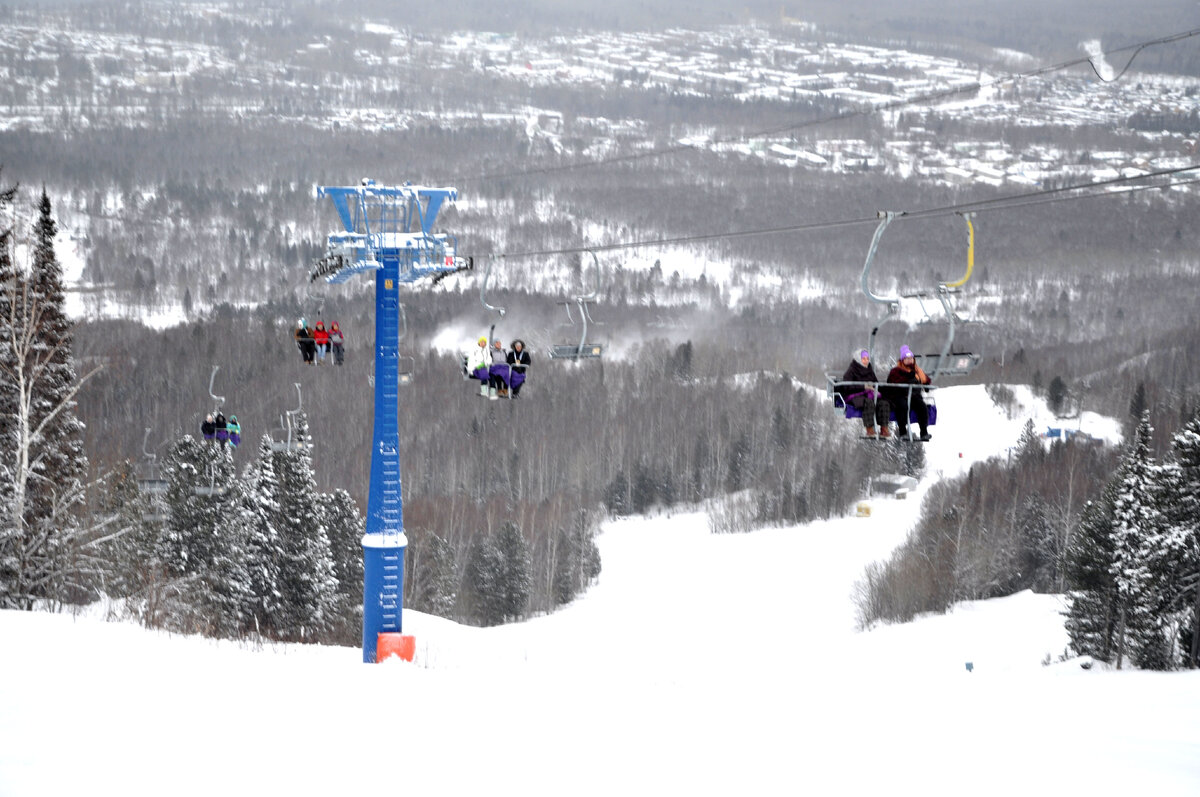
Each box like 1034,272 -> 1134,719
2,385 -> 1198,796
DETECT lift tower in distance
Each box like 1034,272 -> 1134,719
313,179 -> 463,663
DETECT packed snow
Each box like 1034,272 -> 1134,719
2,385 -> 1197,797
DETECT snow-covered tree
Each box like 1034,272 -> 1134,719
463,533 -> 504,626
1065,413 -> 1168,668
316,486 -> 364,640
409,530 -> 457,618
234,435 -> 283,635
1108,412 -> 1165,668
1158,412 -> 1200,668
551,510 -> 602,607
157,434 -> 249,635
1016,493 -> 1057,592
269,412 -> 338,640
495,520 -> 532,622
1064,489 -> 1120,662
0,186 -> 98,609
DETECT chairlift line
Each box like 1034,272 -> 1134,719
471,162 -> 1200,264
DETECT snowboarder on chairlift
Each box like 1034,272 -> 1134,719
214,411 -> 228,446
839,349 -> 890,438
227,415 -> 241,448
884,345 -> 933,441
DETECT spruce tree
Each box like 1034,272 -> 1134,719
1064,488 -> 1120,662
269,412 -> 338,640
1159,413 -> 1200,667
27,189 -> 87,547
1016,494 -> 1056,592
1108,413 -> 1164,668
92,461 -> 169,614
317,487 -> 364,641
410,531 -> 457,618
157,434 -> 249,635
0,185 -> 93,608
464,533 -> 504,626
235,435 -> 284,635
495,520 -> 532,622
552,510 -> 602,607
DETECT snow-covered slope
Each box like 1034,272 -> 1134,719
2,386 -> 1195,797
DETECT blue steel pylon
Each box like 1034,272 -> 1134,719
314,179 -> 465,663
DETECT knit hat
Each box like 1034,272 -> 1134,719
899,345 -> 914,360
478,336 -> 488,345
859,349 -> 870,359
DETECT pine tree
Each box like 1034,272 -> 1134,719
411,531 -> 458,618
27,189 -> 87,546
1064,489 -> 1120,662
91,461 -> 169,615
235,435 -> 284,635
551,510 -> 601,607
1158,412 -> 1200,667
270,412 -> 338,640
1108,412 -> 1164,668
1047,376 -> 1068,415
317,486 -> 364,641
495,520 -> 531,621
1015,419 -> 1044,467
157,435 -> 249,636
464,533 -> 504,626
0,186 -> 95,609
1016,494 -> 1056,591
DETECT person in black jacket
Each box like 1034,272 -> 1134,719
839,349 -> 890,438
200,414 -> 216,442
884,344 -> 933,441
506,339 -> 531,398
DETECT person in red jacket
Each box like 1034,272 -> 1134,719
313,320 -> 330,365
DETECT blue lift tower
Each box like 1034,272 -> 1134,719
313,179 -> 465,663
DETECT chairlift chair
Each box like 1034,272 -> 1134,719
136,427 -> 169,496
464,255 -> 529,399
397,303 -> 415,385
269,383 -> 312,452
549,250 -> 605,361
